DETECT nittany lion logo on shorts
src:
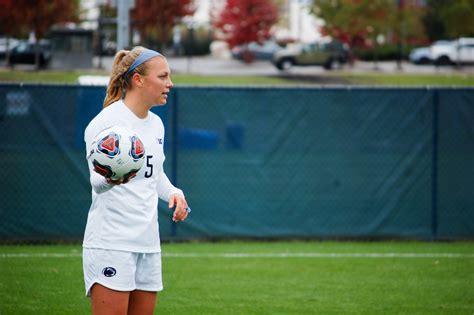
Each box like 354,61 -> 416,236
102,267 -> 117,277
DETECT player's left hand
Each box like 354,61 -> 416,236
170,194 -> 189,222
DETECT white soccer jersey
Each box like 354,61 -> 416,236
83,100 -> 183,253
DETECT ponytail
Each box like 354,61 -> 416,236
103,46 -> 147,108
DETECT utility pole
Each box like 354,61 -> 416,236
396,0 -> 403,70
117,0 -> 135,50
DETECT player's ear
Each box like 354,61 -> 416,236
131,72 -> 143,87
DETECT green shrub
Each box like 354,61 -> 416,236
354,44 -> 417,61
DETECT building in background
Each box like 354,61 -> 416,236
49,28 -> 94,69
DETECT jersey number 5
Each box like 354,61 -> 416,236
144,155 -> 153,178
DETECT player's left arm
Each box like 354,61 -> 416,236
169,193 -> 189,222
156,171 -> 189,222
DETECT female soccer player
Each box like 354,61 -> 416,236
83,46 -> 189,314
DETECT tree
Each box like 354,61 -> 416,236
0,0 -> 29,65
311,0 -> 398,48
213,0 -> 279,62
131,0 -> 195,50
423,0 -> 474,40
310,0 -> 426,49
10,0 -> 79,69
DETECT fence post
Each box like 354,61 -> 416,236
171,89 -> 179,238
431,89 -> 439,239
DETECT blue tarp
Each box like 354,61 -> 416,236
0,85 -> 472,241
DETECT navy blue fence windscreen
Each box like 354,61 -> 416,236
0,84 -> 472,241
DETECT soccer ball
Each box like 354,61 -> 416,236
88,126 -> 145,181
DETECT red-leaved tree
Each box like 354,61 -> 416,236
21,0 -> 78,40
214,0 -> 278,61
0,0 -> 24,65
132,0 -> 195,49
10,0 -> 78,69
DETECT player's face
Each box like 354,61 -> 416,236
142,57 -> 173,106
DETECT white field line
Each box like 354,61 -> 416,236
0,252 -> 473,259
163,252 -> 474,258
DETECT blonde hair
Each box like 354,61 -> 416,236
103,46 -> 150,108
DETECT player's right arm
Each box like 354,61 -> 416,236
85,123 -> 116,194
88,165 -> 115,193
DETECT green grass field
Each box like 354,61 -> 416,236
1,68 -> 474,86
336,73 -> 474,86
1,241 -> 473,314
0,69 -> 306,85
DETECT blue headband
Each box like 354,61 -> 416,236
125,49 -> 162,76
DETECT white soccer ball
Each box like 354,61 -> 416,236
88,126 -> 145,181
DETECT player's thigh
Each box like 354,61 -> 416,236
91,283 -> 130,315
128,290 -> 157,315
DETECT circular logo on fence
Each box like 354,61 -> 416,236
102,267 -> 117,277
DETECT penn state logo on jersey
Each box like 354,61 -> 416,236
102,267 -> 117,277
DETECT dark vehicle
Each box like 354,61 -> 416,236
9,41 -> 52,67
273,40 -> 350,70
231,41 -> 282,61
0,37 -> 20,58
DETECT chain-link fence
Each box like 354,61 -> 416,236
0,84 -> 473,242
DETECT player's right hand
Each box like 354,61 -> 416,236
98,171 -> 137,185
122,171 -> 138,184
106,177 -> 124,185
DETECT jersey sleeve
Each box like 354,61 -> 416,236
156,171 -> 184,202
84,121 -> 115,194
87,157 -> 115,194
153,114 -> 184,201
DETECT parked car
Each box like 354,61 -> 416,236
231,41 -> 282,61
0,37 -> 20,58
409,41 -> 452,64
272,40 -> 350,70
9,41 -> 52,67
409,47 -> 432,64
430,37 -> 474,65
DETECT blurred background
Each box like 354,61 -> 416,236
0,0 -> 473,243
1,3 -> 473,314
0,0 -> 473,73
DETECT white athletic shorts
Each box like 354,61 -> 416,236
82,248 -> 163,297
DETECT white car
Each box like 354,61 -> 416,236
430,37 -> 474,65
409,40 -> 452,65
409,47 -> 432,64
